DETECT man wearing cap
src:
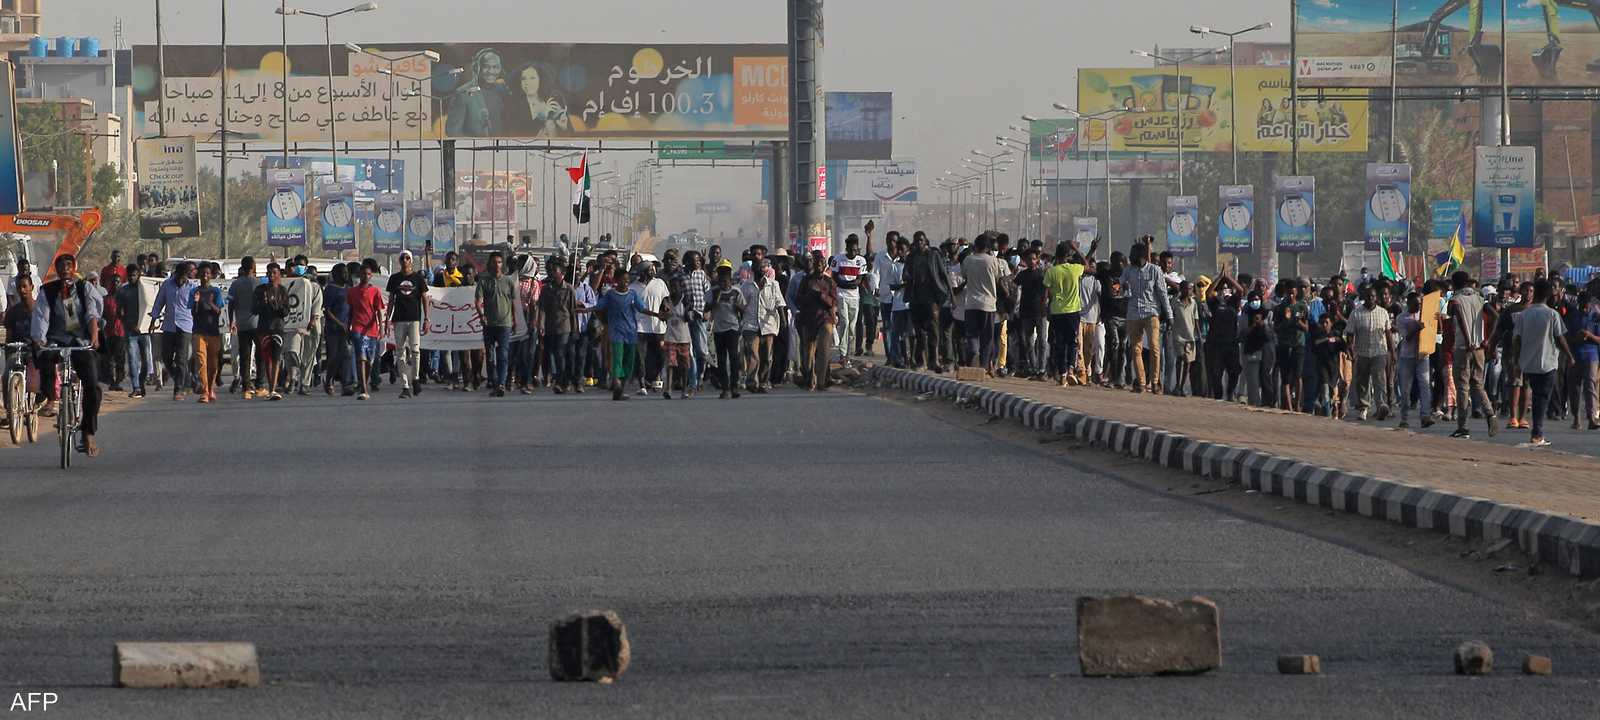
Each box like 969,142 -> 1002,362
387,251 -> 430,399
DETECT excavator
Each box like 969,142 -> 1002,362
0,207 -> 104,285
1408,0 -> 1600,81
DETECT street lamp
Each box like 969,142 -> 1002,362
1130,46 -> 1223,195
1191,21 -> 1273,183
278,2 -> 378,172
382,66 -> 461,204
352,46 -> 438,194
969,147 -> 1012,232
1056,103 -> 1147,246
997,134 -> 1030,237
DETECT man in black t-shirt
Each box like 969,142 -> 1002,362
386,250 -> 430,399
1012,250 -> 1048,378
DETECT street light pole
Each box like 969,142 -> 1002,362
353,47 -> 437,195
281,4 -> 377,172
1191,22 -> 1272,183
1132,47 -> 1223,197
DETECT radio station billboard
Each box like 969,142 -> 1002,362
133,43 -> 789,142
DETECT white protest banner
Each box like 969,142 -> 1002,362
420,286 -> 483,351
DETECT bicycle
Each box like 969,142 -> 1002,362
45,345 -> 95,469
4,341 -> 38,445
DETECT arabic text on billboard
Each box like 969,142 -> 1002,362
1077,68 -> 1368,153
829,160 -> 919,203
132,43 -> 789,142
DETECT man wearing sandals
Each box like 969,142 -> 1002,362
30,254 -> 103,457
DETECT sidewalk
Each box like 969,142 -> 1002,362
973,374 -> 1600,522
865,365 -> 1600,578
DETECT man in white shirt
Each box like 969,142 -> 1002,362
632,262 -> 671,395
870,230 -> 904,365
960,234 -> 1008,374
830,233 -> 867,363
738,258 -> 786,392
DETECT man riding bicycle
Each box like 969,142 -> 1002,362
30,254 -> 103,457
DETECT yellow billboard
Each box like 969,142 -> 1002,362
1077,67 -> 1367,154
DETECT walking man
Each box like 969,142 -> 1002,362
387,250 -> 430,399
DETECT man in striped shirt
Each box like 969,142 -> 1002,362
1345,284 -> 1395,421
1118,240 -> 1172,394
683,251 -> 712,386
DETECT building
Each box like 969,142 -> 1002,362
0,0 -> 42,52
9,34 -> 134,208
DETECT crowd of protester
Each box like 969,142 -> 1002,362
3,229 -> 1599,455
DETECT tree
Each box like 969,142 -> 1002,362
16,104 -> 93,207
91,163 -> 124,209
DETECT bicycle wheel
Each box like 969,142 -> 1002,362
6,372 -> 21,445
59,380 -> 76,469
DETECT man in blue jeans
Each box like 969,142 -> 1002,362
476,252 -> 520,397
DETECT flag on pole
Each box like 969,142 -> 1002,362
568,151 -> 591,224
1432,215 -> 1467,278
1379,235 -> 1403,281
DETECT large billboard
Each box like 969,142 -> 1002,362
1296,0 -> 1600,87
828,159 -> 918,202
132,43 -> 788,142
135,136 -> 200,240
1076,68 -> 1369,153
825,91 -> 892,160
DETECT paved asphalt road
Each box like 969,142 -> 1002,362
3,385 -> 1599,719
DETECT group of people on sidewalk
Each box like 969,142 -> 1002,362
865,229 -> 1600,450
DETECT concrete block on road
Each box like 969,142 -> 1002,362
1454,641 -> 1494,675
1277,655 -> 1322,675
955,367 -> 987,382
548,610 -> 630,682
1076,595 -> 1221,677
113,642 -> 260,689
1522,655 -> 1553,676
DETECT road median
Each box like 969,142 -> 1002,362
867,366 -> 1600,579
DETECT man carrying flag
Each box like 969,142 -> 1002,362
569,152 -> 592,224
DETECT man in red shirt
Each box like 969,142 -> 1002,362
99,250 -> 127,292
101,273 -> 127,391
346,264 -> 386,401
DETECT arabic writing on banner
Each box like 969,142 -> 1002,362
420,286 -> 484,351
1076,67 -> 1368,153
132,43 -> 789,141
143,69 -> 434,143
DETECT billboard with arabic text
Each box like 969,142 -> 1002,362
1076,67 -> 1368,153
132,43 -> 788,142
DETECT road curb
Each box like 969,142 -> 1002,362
869,366 -> 1600,579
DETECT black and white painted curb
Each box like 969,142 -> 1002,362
870,366 -> 1600,579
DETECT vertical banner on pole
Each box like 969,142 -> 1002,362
1218,184 -> 1254,254
318,181 -> 357,252
1274,175 -> 1316,253
405,199 -> 434,253
0,60 -> 23,215
1363,163 -> 1411,252
1072,217 -> 1099,247
265,168 -> 307,247
372,192 -> 404,254
1472,146 -> 1537,248
432,208 -> 457,257
1165,195 -> 1199,257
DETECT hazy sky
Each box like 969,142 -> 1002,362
50,0 -> 1289,236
